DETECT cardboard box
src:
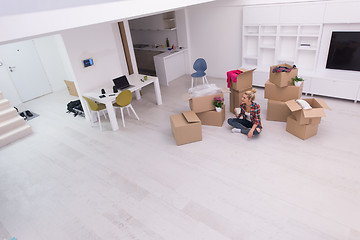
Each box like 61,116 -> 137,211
292,111 -> 322,125
189,92 -> 224,113
229,87 -> 252,114
269,64 -> 298,88
64,80 -> 79,97
285,98 -> 330,125
170,111 -> 202,146
286,115 -> 319,140
196,106 -> 225,127
230,68 -> 255,91
266,100 -> 292,122
264,80 -> 303,101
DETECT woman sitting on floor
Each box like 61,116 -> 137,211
228,88 -> 262,138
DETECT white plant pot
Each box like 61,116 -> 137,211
294,81 -> 303,87
215,107 -> 222,112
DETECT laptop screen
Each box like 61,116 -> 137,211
113,76 -> 130,89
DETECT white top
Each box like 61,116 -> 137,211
245,111 -> 251,121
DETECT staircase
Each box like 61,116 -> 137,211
0,92 -> 32,148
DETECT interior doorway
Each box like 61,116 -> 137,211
0,40 -> 52,102
118,21 -> 134,75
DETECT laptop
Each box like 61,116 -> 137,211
112,75 -> 134,90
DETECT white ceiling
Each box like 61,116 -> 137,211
0,0 -> 126,16
0,0 -> 215,44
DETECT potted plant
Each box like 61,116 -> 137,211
213,97 -> 224,112
292,76 -> 304,87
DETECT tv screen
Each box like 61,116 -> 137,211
326,31 -> 360,72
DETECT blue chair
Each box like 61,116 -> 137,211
191,58 -> 209,88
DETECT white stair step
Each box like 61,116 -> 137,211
0,99 -> 11,111
0,116 -> 27,135
0,108 -> 19,122
0,125 -> 32,148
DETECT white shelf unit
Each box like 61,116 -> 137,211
242,24 -> 322,87
163,12 -> 176,30
242,25 -> 259,69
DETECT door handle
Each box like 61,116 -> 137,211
9,66 -> 16,72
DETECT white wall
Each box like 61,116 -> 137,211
186,3 -> 243,78
33,35 -> 69,92
60,23 -> 127,95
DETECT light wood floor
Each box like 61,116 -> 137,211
1,75 -> 360,240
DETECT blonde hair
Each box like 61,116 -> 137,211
244,88 -> 257,102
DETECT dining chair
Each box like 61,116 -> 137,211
113,90 -> 139,127
191,58 -> 209,88
82,96 -> 108,131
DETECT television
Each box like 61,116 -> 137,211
326,31 -> 360,72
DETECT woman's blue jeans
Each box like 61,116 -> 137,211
228,118 -> 261,135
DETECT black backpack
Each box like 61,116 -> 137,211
67,100 -> 84,117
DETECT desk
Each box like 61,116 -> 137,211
84,74 -> 162,131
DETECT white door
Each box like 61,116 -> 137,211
0,40 -> 52,102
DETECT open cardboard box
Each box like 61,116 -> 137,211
230,68 -> 255,91
170,111 -> 202,146
269,64 -> 298,88
264,80 -> 303,101
266,99 -> 292,122
285,98 -> 330,125
196,106 -> 225,127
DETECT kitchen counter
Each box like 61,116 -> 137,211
134,45 -> 184,53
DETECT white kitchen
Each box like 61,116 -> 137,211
129,10 -> 189,86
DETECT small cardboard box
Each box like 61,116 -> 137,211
269,64 -> 298,88
170,111 -> 202,146
266,100 -> 292,122
64,80 -> 79,97
230,68 -> 255,91
230,87 -> 252,114
285,98 -> 330,125
196,106 -> 225,127
264,80 -> 303,101
189,92 -> 224,113
286,115 -> 319,140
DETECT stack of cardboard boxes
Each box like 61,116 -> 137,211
265,64 -> 330,140
190,91 -> 225,127
285,98 -> 330,140
229,68 -> 255,114
170,88 -> 227,146
265,64 -> 302,122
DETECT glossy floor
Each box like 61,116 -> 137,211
1,75 -> 360,240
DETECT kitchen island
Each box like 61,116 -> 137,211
154,48 -> 187,86
133,44 -> 187,86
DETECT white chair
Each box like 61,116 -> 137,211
113,90 -> 139,127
